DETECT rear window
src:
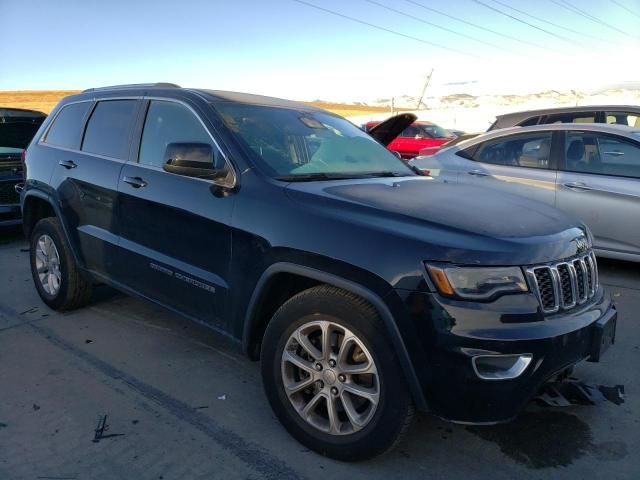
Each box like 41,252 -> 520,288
82,100 -> 137,159
44,102 -> 91,149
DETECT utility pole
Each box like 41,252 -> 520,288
416,69 -> 434,110
391,97 -> 395,116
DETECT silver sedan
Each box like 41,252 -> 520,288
411,123 -> 640,262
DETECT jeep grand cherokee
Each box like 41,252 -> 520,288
20,83 -> 617,461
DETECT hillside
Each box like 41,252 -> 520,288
0,90 -> 393,117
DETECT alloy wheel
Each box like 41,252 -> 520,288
35,234 -> 62,296
281,320 -> 380,435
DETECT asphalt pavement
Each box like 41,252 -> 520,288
0,226 -> 638,479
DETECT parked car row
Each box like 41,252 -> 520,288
18,84 -> 617,461
411,122 -> 640,262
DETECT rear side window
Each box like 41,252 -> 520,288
82,100 -> 137,159
473,132 -> 553,169
605,112 -> 640,128
44,102 -> 91,149
139,101 -> 221,168
565,132 -> 640,178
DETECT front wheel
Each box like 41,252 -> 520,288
261,285 -> 413,461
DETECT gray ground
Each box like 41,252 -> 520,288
0,226 -> 638,480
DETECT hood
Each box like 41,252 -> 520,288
285,177 -> 587,265
367,113 -> 417,146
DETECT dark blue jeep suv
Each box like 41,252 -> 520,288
21,83 -> 617,460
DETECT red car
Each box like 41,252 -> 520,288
365,119 -> 453,159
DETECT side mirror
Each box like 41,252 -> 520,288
162,143 -> 227,179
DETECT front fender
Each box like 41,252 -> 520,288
242,262 -> 428,411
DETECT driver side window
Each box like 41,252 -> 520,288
139,101 -> 223,169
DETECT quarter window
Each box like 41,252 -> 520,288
139,101 -> 221,169
605,112 -> 640,128
82,100 -> 138,159
565,132 -> 640,178
43,102 -> 91,149
473,133 -> 553,169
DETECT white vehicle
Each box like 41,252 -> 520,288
411,123 -> 640,262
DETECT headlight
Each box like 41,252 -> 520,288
426,264 -> 528,300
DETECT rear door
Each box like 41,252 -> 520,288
46,99 -> 140,277
461,131 -> 559,206
556,131 -> 640,257
116,99 -> 236,328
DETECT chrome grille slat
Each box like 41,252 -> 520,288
526,252 -> 598,314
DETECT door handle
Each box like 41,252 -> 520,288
563,182 -> 592,191
59,160 -> 77,169
467,169 -> 490,177
603,151 -> 624,156
123,176 -> 147,188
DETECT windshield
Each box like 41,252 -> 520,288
214,103 -> 413,179
414,123 -> 449,139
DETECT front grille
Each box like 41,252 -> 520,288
0,181 -> 20,205
526,252 -> 598,314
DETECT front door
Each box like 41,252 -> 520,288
556,131 -> 640,257
462,131 -> 559,206
116,99 -> 236,328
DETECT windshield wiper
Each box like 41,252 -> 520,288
275,171 -> 414,182
274,172 -> 364,182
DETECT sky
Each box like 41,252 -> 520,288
1,0 -> 639,102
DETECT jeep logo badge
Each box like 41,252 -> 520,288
575,236 -> 589,253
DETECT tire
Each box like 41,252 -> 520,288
261,285 -> 414,461
29,217 -> 93,311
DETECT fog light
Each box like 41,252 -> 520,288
472,354 -> 532,381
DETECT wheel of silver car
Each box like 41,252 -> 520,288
281,320 -> 379,435
34,234 -> 62,296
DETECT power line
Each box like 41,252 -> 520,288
365,0 -> 521,56
551,0 -> 637,39
404,0 -> 557,53
489,0 -> 606,43
610,0 -> 640,19
472,0 -> 577,45
291,0 -> 477,58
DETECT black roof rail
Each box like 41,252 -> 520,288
82,82 -> 181,93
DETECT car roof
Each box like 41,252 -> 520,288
496,105 -> 640,121
0,107 -> 47,120
452,123 -> 640,148
65,83 -> 324,113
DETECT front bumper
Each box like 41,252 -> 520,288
395,287 -> 616,424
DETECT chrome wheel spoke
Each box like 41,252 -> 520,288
342,382 -> 379,405
282,350 -> 315,375
340,392 -> 367,431
301,392 -> 323,418
326,394 -> 341,434
320,321 -> 333,361
285,376 -> 315,395
295,330 -> 322,361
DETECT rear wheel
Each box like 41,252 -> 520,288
261,285 -> 413,461
30,217 -> 93,310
